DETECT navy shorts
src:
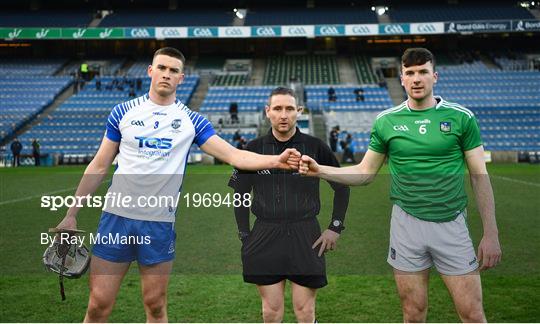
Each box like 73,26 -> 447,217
92,211 -> 176,265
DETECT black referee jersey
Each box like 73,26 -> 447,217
228,128 -> 350,233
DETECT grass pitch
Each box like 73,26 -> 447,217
0,163 -> 539,322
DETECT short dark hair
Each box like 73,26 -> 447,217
401,48 -> 435,70
268,87 -> 297,105
153,47 -> 186,66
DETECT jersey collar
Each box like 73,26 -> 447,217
264,127 -> 303,144
404,95 -> 444,111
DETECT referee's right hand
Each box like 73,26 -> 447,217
312,229 -> 340,257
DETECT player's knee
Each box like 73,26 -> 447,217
143,292 -> 167,319
458,300 -> 485,323
86,292 -> 114,319
293,301 -> 315,322
262,301 -> 284,322
402,299 -> 427,322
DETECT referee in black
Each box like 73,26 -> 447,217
228,87 -> 350,323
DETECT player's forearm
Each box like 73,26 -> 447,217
470,173 -> 498,235
65,160 -> 110,218
318,164 -> 375,186
230,149 -> 278,171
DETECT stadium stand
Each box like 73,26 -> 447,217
435,61 -> 540,151
244,7 -> 378,25
0,59 -> 66,76
125,61 -> 150,77
0,59 -> 71,140
211,73 -> 248,86
264,55 -> 340,85
16,75 -> 199,156
308,85 -> 393,112
390,3 -> 534,22
352,56 -> 378,84
201,86 -> 271,119
61,59 -> 126,77
99,9 -> 234,27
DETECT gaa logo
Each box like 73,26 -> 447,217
162,28 -> 181,37
384,24 -> 405,34
225,28 -> 243,36
256,27 -> 277,36
135,137 -> 173,149
393,125 -> 409,131
319,26 -> 340,35
193,28 -> 213,37
288,27 -> 307,35
131,120 -> 145,127
130,28 -> 151,38
417,24 -> 436,33
352,26 -> 371,34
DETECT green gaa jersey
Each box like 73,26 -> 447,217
369,96 -> 482,222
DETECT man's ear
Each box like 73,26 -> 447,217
265,105 -> 270,118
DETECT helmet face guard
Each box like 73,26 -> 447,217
42,229 -> 90,300
43,239 -> 90,278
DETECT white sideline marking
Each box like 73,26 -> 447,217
0,186 -> 77,206
491,175 -> 540,188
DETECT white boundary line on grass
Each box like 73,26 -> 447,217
0,186 -> 77,206
491,175 -> 540,188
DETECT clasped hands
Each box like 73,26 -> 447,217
278,148 -> 320,176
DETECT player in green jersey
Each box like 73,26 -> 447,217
299,48 -> 501,322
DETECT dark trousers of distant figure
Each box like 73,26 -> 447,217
33,153 -> 40,166
330,140 -> 337,153
342,148 -> 355,164
231,113 -> 239,124
12,154 -> 20,167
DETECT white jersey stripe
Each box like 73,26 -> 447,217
443,103 -> 474,118
377,103 -> 407,119
445,102 -> 474,116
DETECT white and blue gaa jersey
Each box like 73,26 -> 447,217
102,93 -> 215,222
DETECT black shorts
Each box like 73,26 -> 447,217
241,217 -> 327,289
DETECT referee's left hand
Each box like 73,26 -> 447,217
312,229 -> 340,257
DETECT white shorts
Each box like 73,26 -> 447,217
387,205 -> 479,275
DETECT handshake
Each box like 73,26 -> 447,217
278,148 -> 320,176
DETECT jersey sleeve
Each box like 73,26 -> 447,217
188,111 -> 216,147
227,140 -> 255,192
461,114 -> 483,151
317,140 -> 350,234
368,118 -> 387,153
105,104 -> 125,142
